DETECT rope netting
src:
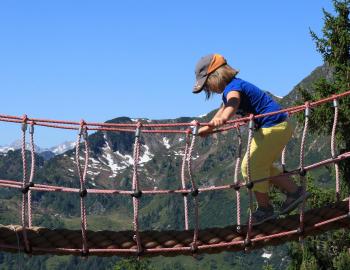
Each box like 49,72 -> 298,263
0,91 -> 350,257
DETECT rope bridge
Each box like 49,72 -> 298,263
0,91 -> 350,257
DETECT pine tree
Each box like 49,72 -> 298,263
289,1 -> 350,269
300,0 -> 350,187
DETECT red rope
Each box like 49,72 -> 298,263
0,90 -> 349,257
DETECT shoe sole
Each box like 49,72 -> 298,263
279,192 -> 311,215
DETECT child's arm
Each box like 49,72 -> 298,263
210,91 -> 240,127
198,91 -> 240,135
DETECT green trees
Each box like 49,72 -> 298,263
113,258 -> 154,270
290,1 -> 350,269
300,0 -> 350,186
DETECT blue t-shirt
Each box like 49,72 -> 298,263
222,78 -> 287,128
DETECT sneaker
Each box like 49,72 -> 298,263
251,206 -> 275,226
279,186 -> 310,215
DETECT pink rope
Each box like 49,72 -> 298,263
75,121 -> 89,255
245,115 -> 255,249
20,115 -> 31,253
187,123 -> 199,252
0,91 -> 349,256
298,103 -> 310,239
181,131 -> 191,230
281,147 -> 287,173
331,98 -> 340,201
234,126 -> 242,230
132,122 -> 143,255
27,122 -> 36,227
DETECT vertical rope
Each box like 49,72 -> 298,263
331,98 -> 340,201
27,122 -> 35,227
188,122 -> 199,253
298,103 -> 310,241
245,115 -> 255,249
75,120 -> 89,256
20,115 -> 31,253
181,130 -> 191,230
132,122 -> 143,255
234,125 -> 242,231
281,147 -> 287,173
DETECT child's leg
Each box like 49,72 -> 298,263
270,172 -> 298,194
241,121 -> 293,208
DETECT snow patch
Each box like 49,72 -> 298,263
163,137 -> 171,149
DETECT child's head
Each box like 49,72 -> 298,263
193,54 -> 238,99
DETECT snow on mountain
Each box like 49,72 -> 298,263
162,137 -> 171,149
50,141 -> 76,155
0,140 -> 75,156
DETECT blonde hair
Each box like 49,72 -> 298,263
204,64 -> 239,99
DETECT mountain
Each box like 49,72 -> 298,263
0,64 -> 336,269
0,140 -> 75,160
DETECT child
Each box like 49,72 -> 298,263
193,53 -> 308,225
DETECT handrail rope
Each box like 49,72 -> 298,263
181,130 -> 191,230
75,120 -> 89,256
244,115 -> 255,250
1,152 -> 350,196
187,122 -> 199,253
0,91 -> 349,257
28,122 -> 36,227
0,90 -> 349,131
234,125 -> 242,231
331,98 -> 340,201
298,103 -> 310,241
20,115 -> 31,254
131,122 -> 143,255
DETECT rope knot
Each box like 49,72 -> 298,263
191,188 -> 199,197
21,182 -> 34,194
22,114 -> 28,132
333,98 -> 339,108
246,182 -> 254,190
79,188 -> 88,198
233,184 -> 241,191
29,122 -> 35,135
304,102 -> 311,117
131,189 -> 142,198
191,120 -> 200,136
135,122 -> 142,138
190,242 -> 198,254
248,114 -> 255,130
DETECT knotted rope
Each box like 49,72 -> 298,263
131,122 -> 143,255
298,103 -> 310,241
234,125 -> 242,231
187,122 -> 199,253
181,130 -> 191,230
244,115 -> 255,250
75,120 -> 90,256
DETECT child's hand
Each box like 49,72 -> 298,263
198,126 -> 212,137
209,117 -> 226,127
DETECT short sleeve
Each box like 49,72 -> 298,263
222,78 -> 242,105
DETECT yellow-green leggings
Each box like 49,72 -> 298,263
241,121 -> 293,193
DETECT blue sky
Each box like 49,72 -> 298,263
0,0 -> 334,147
